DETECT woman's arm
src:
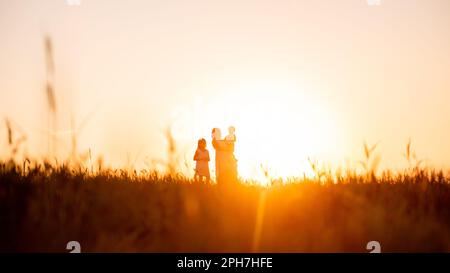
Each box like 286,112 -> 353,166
212,139 -> 219,150
212,140 -> 233,151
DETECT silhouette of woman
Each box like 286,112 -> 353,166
211,128 -> 237,185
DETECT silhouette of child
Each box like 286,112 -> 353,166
193,138 -> 210,182
225,126 -> 236,142
225,126 -> 237,161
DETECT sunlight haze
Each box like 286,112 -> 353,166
1,0 -> 450,179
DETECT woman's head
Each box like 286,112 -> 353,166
197,138 -> 207,150
211,128 -> 221,140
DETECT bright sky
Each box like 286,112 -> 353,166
1,0 -> 450,178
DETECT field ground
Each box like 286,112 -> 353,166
1,165 -> 450,252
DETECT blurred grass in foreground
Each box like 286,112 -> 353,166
1,162 -> 449,252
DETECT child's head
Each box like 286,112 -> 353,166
197,138 -> 207,150
228,126 -> 235,134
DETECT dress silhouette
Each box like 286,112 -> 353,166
211,128 -> 237,185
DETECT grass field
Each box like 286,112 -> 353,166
1,162 -> 449,253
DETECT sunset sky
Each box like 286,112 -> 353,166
0,0 -> 450,178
